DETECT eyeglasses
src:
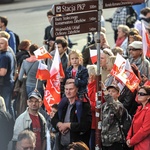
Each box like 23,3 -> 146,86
137,92 -> 149,96
129,48 -> 142,51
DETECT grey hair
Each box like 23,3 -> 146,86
0,96 -> 6,111
17,130 -> 36,144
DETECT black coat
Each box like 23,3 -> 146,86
51,99 -> 92,148
0,110 -> 14,150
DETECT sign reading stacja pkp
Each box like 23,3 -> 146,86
51,0 -> 145,37
51,0 -> 98,15
51,0 -> 98,37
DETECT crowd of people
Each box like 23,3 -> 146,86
1,3 -> 150,150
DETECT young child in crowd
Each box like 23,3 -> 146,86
63,49 -> 89,100
101,83 -> 125,150
59,50 -> 89,123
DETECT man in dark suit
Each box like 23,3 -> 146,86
52,79 -> 92,149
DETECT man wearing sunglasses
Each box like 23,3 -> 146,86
129,41 -> 150,84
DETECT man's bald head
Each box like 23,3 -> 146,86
0,37 -> 8,51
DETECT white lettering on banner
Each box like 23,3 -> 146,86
45,90 -> 55,105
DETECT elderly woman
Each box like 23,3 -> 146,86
104,56 -> 116,87
115,24 -> 130,57
100,48 -> 114,82
126,85 -> 150,150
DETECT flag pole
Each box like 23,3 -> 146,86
95,0 -> 102,149
35,79 -> 39,90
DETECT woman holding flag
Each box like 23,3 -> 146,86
18,44 -> 45,97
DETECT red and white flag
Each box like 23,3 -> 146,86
112,59 -> 140,92
44,45 -> 65,114
34,46 -> 52,60
142,21 -> 150,58
90,49 -> 97,64
110,53 -> 126,76
36,61 -> 50,80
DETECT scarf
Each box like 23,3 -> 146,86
116,37 -> 126,47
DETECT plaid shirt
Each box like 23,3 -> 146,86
111,7 -> 127,30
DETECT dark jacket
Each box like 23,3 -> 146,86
119,86 -> 138,117
64,65 -> 89,97
51,99 -> 92,148
0,110 -> 14,150
16,50 -> 30,68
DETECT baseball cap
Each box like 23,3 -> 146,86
107,84 -> 120,92
129,41 -> 143,49
28,90 -> 42,100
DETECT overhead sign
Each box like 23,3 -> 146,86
52,0 -> 98,15
51,11 -> 98,26
51,22 -> 98,37
103,0 -> 145,8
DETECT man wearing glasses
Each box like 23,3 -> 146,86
12,91 -> 47,150
129,41 -> 150,84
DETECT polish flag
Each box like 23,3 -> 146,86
36,61 -> 50,80
110,53 -> 126,77
113,59 -> 140,92
90,49 -> 97,64
34,46 -> 52,60
142,21 -> 150,58
43,45 -> 65,114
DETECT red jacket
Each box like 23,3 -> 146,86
88,80 -> 96,129
127,102 -> 150,150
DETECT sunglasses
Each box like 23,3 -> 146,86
138,92 -> 149,96
129,48 -> 141,51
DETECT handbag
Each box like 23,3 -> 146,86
13,62 -> 36,117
